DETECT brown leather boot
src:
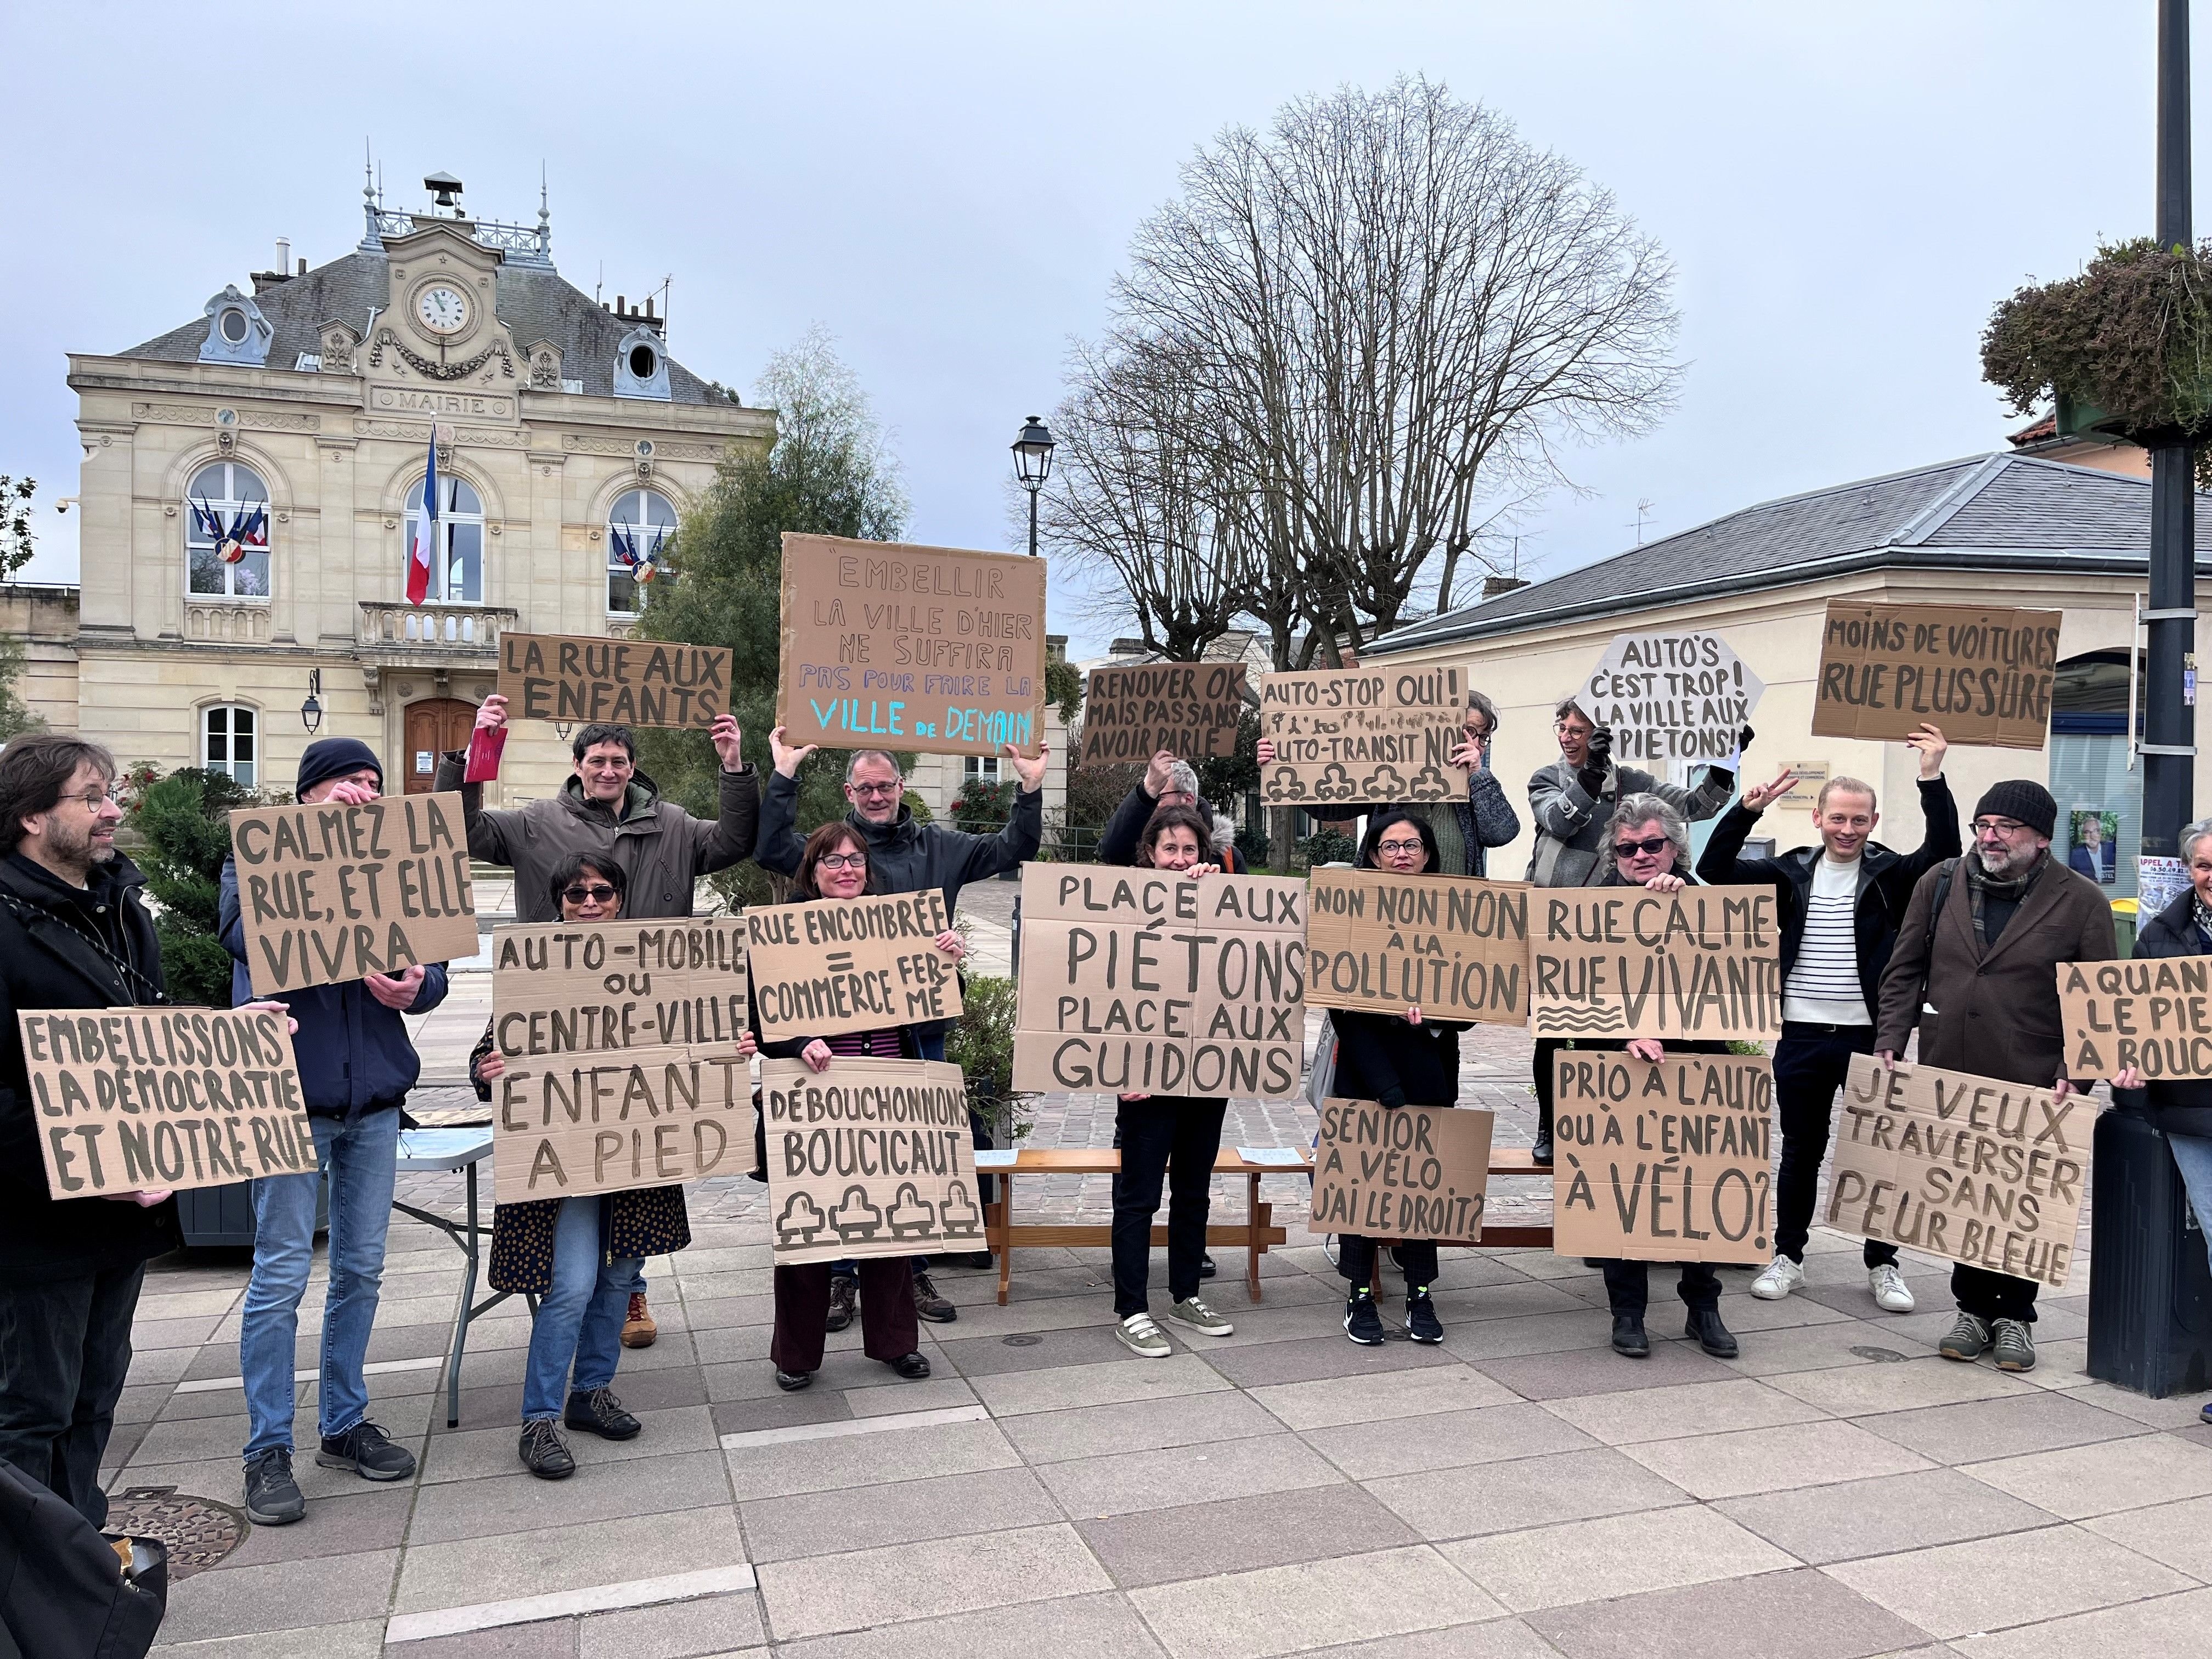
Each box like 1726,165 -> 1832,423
620,1291 -> 657,1349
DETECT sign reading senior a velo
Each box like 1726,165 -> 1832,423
744,891 -> 963,1042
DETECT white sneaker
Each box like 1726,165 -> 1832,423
1748,1257 -> 1805,1300
1115,1312 -> 1171,1358
1869,1263 -> 1916,1313
1165,1295 -> 1234,1336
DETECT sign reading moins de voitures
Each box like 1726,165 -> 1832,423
777,533 -> 1047,759
1259,665 -> 1470,806
1577,630 -> 1763,769
1080,662 -> 1247,763
24,1006 -> 315,1199
1305,868 -> 1528,1026
497,633 -> 733,731
228,793 -> 478,997
1529,884 -> 1781,1042
1811,601 -> 2061,750
744,891 -> 964,1042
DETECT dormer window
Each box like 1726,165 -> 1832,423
198,285 -> 273,366
613,326 -> 670,399
219,309 -> 250,344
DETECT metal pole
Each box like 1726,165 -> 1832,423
2145,0 -> 2196,865
1026,487 -> 1039,557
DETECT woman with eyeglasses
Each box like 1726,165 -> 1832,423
469,856 -> 737,1479
1587,795 -> 1740,1362
1333,810 -> 1473,1346
760,821 -> 968,1391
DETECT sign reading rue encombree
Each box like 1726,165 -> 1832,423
1529,884 -> 1780,1041
1310,1098 -> 1493,1245
1550,1050 -> 1774,1264
497,633 -> 732,730
1258,665 -> 1470,806
23,1006 -> 314,1199
1810,601 -> 2060,750
1305,868 -> 1529,1025
743,892 -> 963,1042
2058,958 -> 2212,1080
1013,862 -> 1307,1098
1080,662 -> 1247,763
228,793 -> 478,996
760,1056 -> 983,1265
776,533 -> 1048,757
1826,1054 -> 2085,1289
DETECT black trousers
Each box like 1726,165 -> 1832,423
1603,1259 -> 1720,1316
1773,1023 -> 1899,1268
0,1261 -> 145,1528
1954,1263 -> 2039,1324
1112,1096 -> 1227,1317
1338,1235 -> 1438,1290
1533,1037 -> 1566,1124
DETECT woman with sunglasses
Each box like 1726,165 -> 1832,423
1334,810 -> 1472,1346
469,856 -> 737,1478
760,821 -> 968,1391
1108,805 -> 1240,1358
1588,795 -> 1740,1361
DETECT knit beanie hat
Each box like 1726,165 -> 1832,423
1973,780 -> 2056,839
297,737 -> 383,798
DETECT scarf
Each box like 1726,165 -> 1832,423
2192,892 -> 2212,950
1962,849 -> 2042,950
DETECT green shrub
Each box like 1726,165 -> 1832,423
952,776 -> 1015,836
1298,827 -> 1358,868
945,973 -> 1031,1141
1234,820 -> 1271,867
129,767 -> 261,1008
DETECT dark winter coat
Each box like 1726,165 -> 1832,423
0,1459 -> 163,1658
0,852 -> 182,1279
2115,889 -> 2212,1137
1330,863 -> 1470,1110
1526,757 -> 1734,888
753,767 -> 1041,915
1695,776 -> 1961,1013
218,857 -> 448,1119
1096,783 -> 1248,873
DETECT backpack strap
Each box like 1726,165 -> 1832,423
1922,857 -> 1959,963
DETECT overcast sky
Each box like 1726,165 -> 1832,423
2,3 -> 2197,656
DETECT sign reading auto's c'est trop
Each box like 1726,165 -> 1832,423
1530,885 -> 1780,1041
1577,630 -> 1763,768
1259,665 -> 1470,805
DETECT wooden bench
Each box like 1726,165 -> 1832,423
980,1146 -> 1557,1306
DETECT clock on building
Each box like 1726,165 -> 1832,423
415,284 -> 472,336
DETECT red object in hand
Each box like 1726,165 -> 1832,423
463,725 -> 506,783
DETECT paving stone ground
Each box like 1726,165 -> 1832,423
118,884 -> 2212,1657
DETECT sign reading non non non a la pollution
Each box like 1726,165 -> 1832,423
492,918 -> 751,1060
1080,662 -> 1247,763
1578,630 -> 1764,768
744,891 -> 963,1042
760,1055 -> 984,1266
1012,862 -> 1307,1098
1550,1050 -> 1774,1265
498,633 -> 732,731
229,793 -> 477,996
1827,1054 -> 2085,1289
1258,665 -> 1470,806
2058,957 -> 2212,1080
1811,601 -> 2061,750
776,533 -> 1048,758
1305,868 -> 1528,1025
490,1043 -> 753,1204
1530,884 -> 1780,1042
23,1006 -> 314,1199
1310,1098 -> 1493,1245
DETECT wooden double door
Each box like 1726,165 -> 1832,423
402,698 -> 476,794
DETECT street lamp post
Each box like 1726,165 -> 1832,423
1011,416 -> 1056,556
2145,0 -> 2197,864
300,668 -> 324,735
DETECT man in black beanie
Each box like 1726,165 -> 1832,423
1874,778 -> 2114,1373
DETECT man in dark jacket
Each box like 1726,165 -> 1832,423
217,738 -> 449,1527
1096,751 -> 1247,873
1875,780 -> 2115,1374
1697,724 -> 1957,1314
0,735 -> 179,1528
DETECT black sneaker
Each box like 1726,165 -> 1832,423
519,1418 -> 574,1479
564,1386 -> 641,1440
314,1420 -> 415,1482
1686,1307 -> 1739,1359
912,1271 -> 957,1323
1611,1314 -> 1650,1358
1344,1289 -> 1386,1346
242,1447 -> 305,1525
1199,1252 -> 1218,1280
826,1273 -> 858,1333
1405,1289 -> 1444,1344
888,1352 -> 932,1379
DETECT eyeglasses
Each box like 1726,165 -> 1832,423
849,781 -> 902,798
59,787 -> 116,810
816,853 -> 867,870
1375,838 -> 1426,855
1970,818 -> 2029,837
1614,836 -> 1672,857
581,758 -> 632,771
562,884 -> 618,904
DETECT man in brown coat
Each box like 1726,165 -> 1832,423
1874,780 -> 2115,1373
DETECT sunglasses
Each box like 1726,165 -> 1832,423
816,852 -> 867,871
1613,836 -> 1671,858
562,884 -> 618,904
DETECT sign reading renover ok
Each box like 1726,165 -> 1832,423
1530,885 -> 1780,1041
744,892 -> 963,1041
1081,662 -> 1246,763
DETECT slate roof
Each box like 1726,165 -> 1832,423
1369,453 -> 2212,655
118,249 -> 724,404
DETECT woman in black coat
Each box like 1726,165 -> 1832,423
1332,810 -> 1471,1347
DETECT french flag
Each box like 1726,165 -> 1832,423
407,432 -> 439,605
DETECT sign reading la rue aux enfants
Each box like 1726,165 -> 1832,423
368,387 -> 515,420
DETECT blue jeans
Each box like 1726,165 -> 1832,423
2167,1132 -> 2212,1276
239,1108 -> 400,1459
523,1197 -> 641,1421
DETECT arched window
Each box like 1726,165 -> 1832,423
185,461 -> 271,600
201,704 -> 258,789
606,488 -> 678,614
404,474 -> 486,604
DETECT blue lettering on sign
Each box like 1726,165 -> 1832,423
809,698 -> 907,735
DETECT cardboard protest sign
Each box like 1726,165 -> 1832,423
759,1055 -> 983,1265
2059,956 -> 2212,1080
492,919 -> 751,1059
1530,885 -> 1780,1041
1578,631 -> 1763,769
1259,665 -> 1470,806
228,793 -> 477,996
777,533 -> 1047,757
1828,1054 -> 2085,1289
1012,862 -> 1306,1098
22,1006 -> 314,1198
498,633 -> 732,730
1811,602 -> 2060,750
1080,662 -> 1246,763
1306,868 -> 1528,1025
744,892 -> 963,1041
1310,1098 -> 1492,1244
490,1043 -> 753,1203
1550,1050 -> 1774,1264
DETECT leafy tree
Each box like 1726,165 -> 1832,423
128,768 -> 258,1007
951,776 -> 1014,835
0,475 -> 33,582
0,632 -> 43,740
